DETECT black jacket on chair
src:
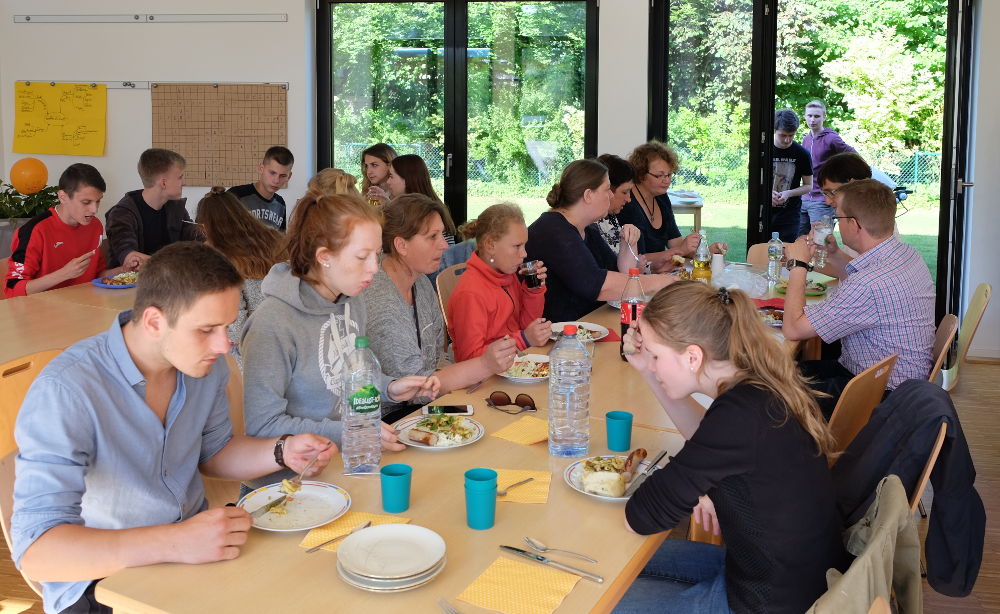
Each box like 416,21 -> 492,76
830,379 -> 984,597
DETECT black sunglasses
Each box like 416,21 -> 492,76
486,391 -> 537,415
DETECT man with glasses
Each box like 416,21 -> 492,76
781,179 -> 935,415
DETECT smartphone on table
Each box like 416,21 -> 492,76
421,404 -> 474,416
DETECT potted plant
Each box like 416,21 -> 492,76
0,180 -> 59,259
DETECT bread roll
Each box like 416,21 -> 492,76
581,470 -> 626,497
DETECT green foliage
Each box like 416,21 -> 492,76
0,181 -> 59,219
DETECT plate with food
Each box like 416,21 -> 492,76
501,354 -> 550,383
238,481 -> 351,532
394,414 -> 485,450
775,279 -> 828,296
91,271 -> 138,289
550,321 -> 610,342
758,307 -> 784,328
564,449 -> 653,501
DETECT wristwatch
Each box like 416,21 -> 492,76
273,434 -> 293,469
785,259 -> 814,272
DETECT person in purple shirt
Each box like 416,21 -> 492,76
800,100 -> 857,235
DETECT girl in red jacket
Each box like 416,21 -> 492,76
446,204 -> 550,362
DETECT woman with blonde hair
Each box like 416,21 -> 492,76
526,159 -> 674,322
195,187 -> 283,358
360,142 -> 397,205
240,190 -> 439,491
447,203 -> 549,362
614,282 -> 845,614
308,168 -> 359,197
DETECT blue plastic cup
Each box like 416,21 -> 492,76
464,468 -> 498,529
380,464 -> 413,513
606,411 -> 634,452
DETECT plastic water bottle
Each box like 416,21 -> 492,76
341,336 -> 383,473
813,215 -> 832,268
620,268 -> 647,362
691,229 -> 712,284
548,324 -> 591,457
767,232 -> 783,282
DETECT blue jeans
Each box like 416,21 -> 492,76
613,539 -> 733,614
799,198 -> 834,235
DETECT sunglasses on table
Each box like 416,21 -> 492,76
486,391 -> 537,415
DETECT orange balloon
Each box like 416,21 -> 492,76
10,158 -> 48,195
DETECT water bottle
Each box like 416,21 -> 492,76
813,215 -> 832,269
691,229 -> 712,284
341,336 -> 383,473
620,268 -> 647,362
767,232 -> 783,282
548,324 -> 591,457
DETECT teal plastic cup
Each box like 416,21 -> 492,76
380,464 -> 413,513
464,468 -> 498,529
606,411 -> 634,452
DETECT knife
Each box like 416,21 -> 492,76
622,449 -> 669,498
500,546 -> 604,583
250,495 -> 288,518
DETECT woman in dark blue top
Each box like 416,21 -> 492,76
614,282 -> 847,614
526,159 -> 675,323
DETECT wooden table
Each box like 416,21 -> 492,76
96,409 -> 685,614
667,190 -> 703,231
30,281 -> 137,312
0,295 -> 120,364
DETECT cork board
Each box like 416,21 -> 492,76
151,83 -> 287,186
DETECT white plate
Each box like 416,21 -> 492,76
563,457 -> 653,502
338,524 -> 447,579
238,481 -> 351,531
500,353 -> 550,383
394,415 -> 485,450
550,321 -> 609,342
337,556 -> 446,592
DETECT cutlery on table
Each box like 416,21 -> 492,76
251,446 -> 330,518
523,536 -> 597,563
437,597 -> 464,614
497,477 -> 534,497
622,449 -> 669,498
465,378 -> 487,394
500,545 -> 603,583
305,520 -> 372,553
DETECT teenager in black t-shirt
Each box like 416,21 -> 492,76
771,109 -> 814,242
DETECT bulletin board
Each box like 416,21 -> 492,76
151,83 -> 287,187
13,82 -> 107,156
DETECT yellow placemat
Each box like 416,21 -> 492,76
491,415 -> 548,445
492,468 -> 552,504
298,511 -> 411,552
458,557 -> 579,614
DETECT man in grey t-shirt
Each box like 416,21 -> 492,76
228,146 -> 294,231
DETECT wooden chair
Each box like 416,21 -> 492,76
687,513 -> 724,546
746,241 -> 793,267
910,421 -> 948,514
828,354 -> 898,464
0,259 -> 7,300
435,263 -> 467,329
868,595 -> 891,614
0,350 -> 62,598
928,314 -> 958,382
224,353 -> 245,436
941,282 -> 992,391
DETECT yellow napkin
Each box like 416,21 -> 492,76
492,468 -> 552,504
458,557 -> 579,614
491,415 -> 548,445
298,511 -> 411,552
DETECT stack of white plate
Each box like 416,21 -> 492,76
336,524 -> 447,592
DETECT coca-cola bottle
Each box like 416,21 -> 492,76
620,268 -> 647,361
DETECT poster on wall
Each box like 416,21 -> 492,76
12,82 -> 107,156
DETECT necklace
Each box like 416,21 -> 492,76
634,187 -> 656,221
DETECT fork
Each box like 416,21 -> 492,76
287,445 -> 329,491
437,598 -> 464,614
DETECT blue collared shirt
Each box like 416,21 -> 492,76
11,311 -> 233,613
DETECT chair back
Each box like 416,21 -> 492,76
828,354 -> 898,462
0,350 -> 61,598
0,259 -> 7,300
928,314 -> 958,382
909,421 -> 948,513
942,283 -> 992,390
436,263 -> 467,329
867,596 -> 891,614
224,353 -> 245,436
746,241 -> 794,267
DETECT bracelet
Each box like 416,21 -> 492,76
273,434 -> 293,469
520,330 -> 530,348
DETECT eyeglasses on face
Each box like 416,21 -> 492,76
486,391 -> 537,414
820,185 -> 848,198
832,215 -> 857,223
647,172 -> 674,180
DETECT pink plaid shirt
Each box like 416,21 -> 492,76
804,236 -> 935,388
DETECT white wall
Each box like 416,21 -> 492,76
0,0 -> 315,218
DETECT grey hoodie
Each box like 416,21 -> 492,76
240,263 -> 391,489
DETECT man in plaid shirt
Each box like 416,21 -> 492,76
782,179 -> 935,416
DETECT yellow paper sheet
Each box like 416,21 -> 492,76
491,415 -> 549,445
13,82 -> 106,156
492,468 -> 552,504
458,557 -> 579,614
298,511 -> 411,552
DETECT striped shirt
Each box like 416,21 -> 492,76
804,235 -> 935,388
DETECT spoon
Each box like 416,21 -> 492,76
497,477 -> 534,496
523,536 -> 598,563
